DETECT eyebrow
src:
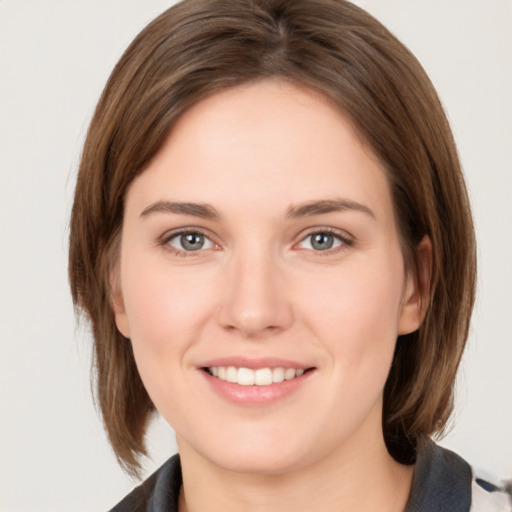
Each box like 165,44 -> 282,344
139,198 -> 375,220
286,199 -> 375,219
140,201 -> 219,219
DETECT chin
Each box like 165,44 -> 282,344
179,425 -> 324,476
209,447 -> 308,476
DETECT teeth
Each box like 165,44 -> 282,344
208,366 -> 306,386
226,366 -> 237,383
272,367 -> 284,383
284,368 -> 296,380
254,368 -> 272,386
238,367 -> 255,386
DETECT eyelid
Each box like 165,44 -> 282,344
157,226 -> 354,256
295,227 -> 355,252
159,227 -> 220,256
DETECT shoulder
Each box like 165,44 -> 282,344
108,454 -> 182,512
407,440 -> 511,512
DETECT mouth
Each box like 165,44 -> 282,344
200,360 -> 316,405
203,366 -> 311,386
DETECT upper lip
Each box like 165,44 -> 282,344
199,357 -> 313,370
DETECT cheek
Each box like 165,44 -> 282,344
120,253 -> 215,352
298,255 -> 405,372
119,257 -> 217,416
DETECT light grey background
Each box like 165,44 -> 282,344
0,1 -> 510,511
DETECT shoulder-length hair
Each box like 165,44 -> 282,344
69,0 -> 476,476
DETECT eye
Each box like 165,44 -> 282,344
166,231 -> 215,252
297,230 -> 348,251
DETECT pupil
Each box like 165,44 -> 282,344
312,233 -> 333,250
181,233 -> 204,251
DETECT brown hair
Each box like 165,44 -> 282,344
69,0 -> 476,475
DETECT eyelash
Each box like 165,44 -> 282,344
160,227 -> 354,257
160,229 -> 219,257
297,228 -> 354,254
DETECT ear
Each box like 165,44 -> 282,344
110,267 -> 131,339
397,235 -> 433,335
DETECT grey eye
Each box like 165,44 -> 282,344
299,232 -> 343,251
311,233 -> 334,250
168,232 -> 214,251
181,233 -> 204,250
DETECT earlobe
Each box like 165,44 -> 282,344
397,235 -> 433,335
110,269 -> 131,339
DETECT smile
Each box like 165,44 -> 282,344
206,366 -> 305,386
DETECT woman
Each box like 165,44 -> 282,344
68,0 -> 510,510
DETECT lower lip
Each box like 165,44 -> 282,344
201,370 -> 314,406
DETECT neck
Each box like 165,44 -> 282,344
176,424 -> 414,512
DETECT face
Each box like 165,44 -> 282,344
113,80 -> 425,475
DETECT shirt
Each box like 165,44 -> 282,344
109,440 -> 512,511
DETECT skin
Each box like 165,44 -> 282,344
113,80 -> 431,512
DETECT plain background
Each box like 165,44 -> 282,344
0,1 -> 511,510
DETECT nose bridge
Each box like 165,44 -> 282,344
217,240 -> 293,337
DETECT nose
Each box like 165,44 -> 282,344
216,248 -> 294,339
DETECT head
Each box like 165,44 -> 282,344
69,0 -> 476,475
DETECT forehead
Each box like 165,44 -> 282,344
126,80 -> 393,224
164,80 -> 372,170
